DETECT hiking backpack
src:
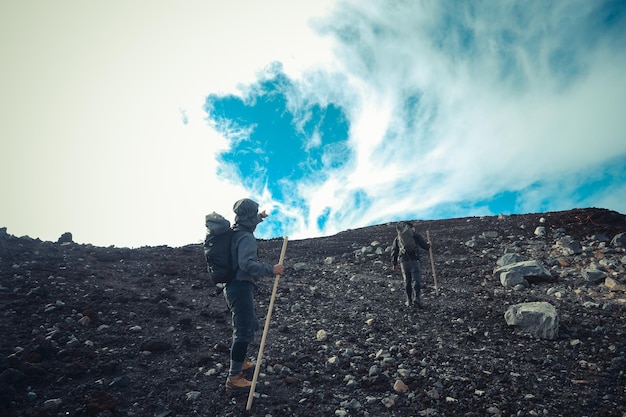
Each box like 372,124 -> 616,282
396,223 -> 418,256
203,212 -> 237,284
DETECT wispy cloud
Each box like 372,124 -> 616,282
206,0 -> 626,239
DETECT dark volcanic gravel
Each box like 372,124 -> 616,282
1,207 -> 625,417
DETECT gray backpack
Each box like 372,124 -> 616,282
203,212 -> 237,284
397,223 -> 417,256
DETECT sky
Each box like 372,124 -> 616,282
1,0 -> 625,248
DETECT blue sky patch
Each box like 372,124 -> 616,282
205,64 -> 350,205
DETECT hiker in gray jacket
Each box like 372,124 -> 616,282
224,198 -> 285,392
391,222 -> 430,309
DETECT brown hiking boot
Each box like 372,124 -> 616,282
226,372 -> 252,392
242,360 -> 255,371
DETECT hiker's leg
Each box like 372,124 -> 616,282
230,341 -> 248,365
411,260 -> 422,301
407,260 -> 424,308
400,261 -> 413,304
225,281 -> 256,377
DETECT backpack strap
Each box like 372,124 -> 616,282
230,229 -> 247,275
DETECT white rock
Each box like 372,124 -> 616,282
185,391 -> 201,401
43,398 -> 62,410
393,379 -> 408,393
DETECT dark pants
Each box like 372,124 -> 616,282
400,259 -> 422,302
224,280 -> 259,376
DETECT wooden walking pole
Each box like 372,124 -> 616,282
426,231 -> 439,296
246,236 -> 288,410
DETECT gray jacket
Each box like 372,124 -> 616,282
391,232 -> 430,265
231,213 -> 274,285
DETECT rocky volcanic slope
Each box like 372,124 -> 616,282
1,208 -> 625,417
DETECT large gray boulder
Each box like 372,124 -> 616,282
500,271 -> 528,288
494,260 -> 553,284
504,301 -> 559,340
496,253 -> 524,267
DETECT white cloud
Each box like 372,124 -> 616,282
308,0 -> 626,229
589,183 -> 626,216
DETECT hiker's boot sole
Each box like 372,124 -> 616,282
226,383 -> 251,392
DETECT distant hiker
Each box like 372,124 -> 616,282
224,198 -> 285,392
391,221 -> 431,309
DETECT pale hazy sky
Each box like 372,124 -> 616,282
2,1 -> 625,248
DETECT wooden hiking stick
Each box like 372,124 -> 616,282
426,231 -> 439,296
246,236 -> 288,410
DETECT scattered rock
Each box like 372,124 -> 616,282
496,253 -> 523,266
500,270 -> 528,288
504,301 -> 559,340
610,232 -> 626,248
493,260 -> 553,284
582,268 -> 608,284
605,277 -> 626,291
43,398 -> 62,411
57,232 -> 73,244
1,208 -> 625,417
393,379 -> 408,393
